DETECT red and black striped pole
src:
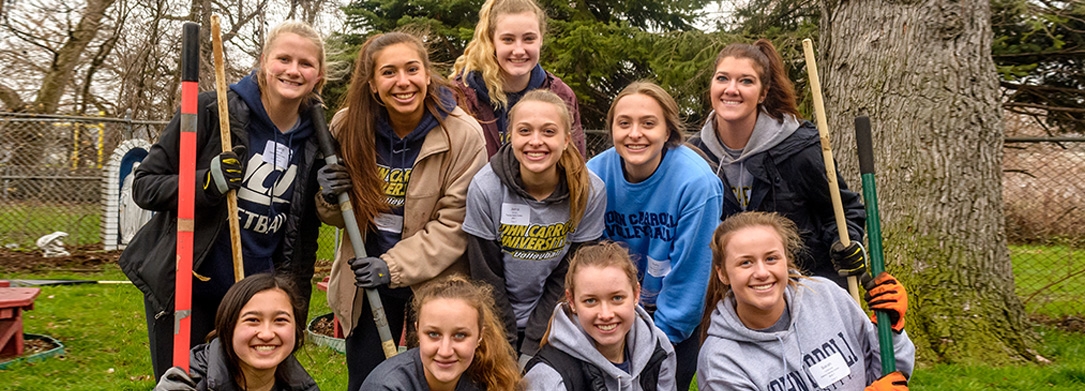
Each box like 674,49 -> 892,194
174,21 -> 199,372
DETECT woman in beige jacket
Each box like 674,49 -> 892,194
315,31 -> 487,391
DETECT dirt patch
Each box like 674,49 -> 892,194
0,245 -> 333,276
1031,314 -> 1085,333
0,244 -> 120,274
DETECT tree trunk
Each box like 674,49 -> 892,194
32,0 -> 116,114
818,0 -> 1037,364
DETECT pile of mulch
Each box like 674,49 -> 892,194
21,338 -> 58,355
0,245 -> 333,276
0,244 -> 119,274
310,315 -> 337,337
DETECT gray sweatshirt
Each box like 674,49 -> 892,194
697,110 -> 799,210
523,303 -> 677,391
697,276 -> 915,391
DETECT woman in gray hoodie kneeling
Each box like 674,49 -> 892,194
697,212 -> 914,391
523,241 -> 676,391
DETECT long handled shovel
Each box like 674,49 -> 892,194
173,21 -> 199,371
210,15 -> 245,282
309,104 -> 398,359
855,116 -> 896,374
802,38 -> 861,303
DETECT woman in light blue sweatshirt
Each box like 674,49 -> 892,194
697,212 -> 914,391
586,81 -> 723,390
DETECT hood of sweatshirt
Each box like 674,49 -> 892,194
466,64 -> 547,133
375,86 -> 457,166
706,279 -> 806,345
546,301 -> 670,386
697,110 -> 800,167
230,71 -> 313,143
490,142 -> 570,204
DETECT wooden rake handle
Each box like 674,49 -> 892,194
211,15 -> 244,283
802,38 -> 861,303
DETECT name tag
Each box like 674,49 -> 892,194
501,203 -> 530,226
646,257 -> 671,278
374,213 -> 403,233
262,140 -> 292,170
807,351 -> 850,388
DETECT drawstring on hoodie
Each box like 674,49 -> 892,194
776,334 -> 788,377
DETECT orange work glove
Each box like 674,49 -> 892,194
864,371 -> 907,391
864,272 -> 907,332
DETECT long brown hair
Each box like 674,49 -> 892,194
335,31 -> 456,228
507,89 -> 590,229
412,276 -> 523,390
700,212 -> 805,342
712,39 -> 801,122
451,0 -> 548,109
605,81 -> 686,149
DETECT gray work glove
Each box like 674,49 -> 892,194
317,162 -> 351,204
349,256 -> 390,288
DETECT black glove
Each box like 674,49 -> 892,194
830,240 -> 867,277
864,272 -> 908,333
349,256 -> 390,288
154,366 -> 197,391
317,162 -> 351,204
204,145 -> 246,197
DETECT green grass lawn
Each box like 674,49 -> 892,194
0,203 -> 102,248
2,249 -> 1084,390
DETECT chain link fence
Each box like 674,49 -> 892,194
1,112 -> 165,249
1003,136 -> 1085,317
0,112 -> 344,258
1,115 -> 1081,316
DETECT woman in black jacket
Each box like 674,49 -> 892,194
688,39 -> 866,287
120,20 -> 326,381
154,273 -> 318,391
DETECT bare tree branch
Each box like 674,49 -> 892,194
0,83 -> 27,111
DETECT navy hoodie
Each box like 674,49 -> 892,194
195,72 -> 313,300
465,64 -> 546,143
367,87 -> 457,259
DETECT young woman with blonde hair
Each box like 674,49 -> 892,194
122,20 -> 327,381
463,89 -> 605,364
450,0 -> 585,157
361,276 -> 523,390
697,211 -> 914,391
523,241 -> 676,390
